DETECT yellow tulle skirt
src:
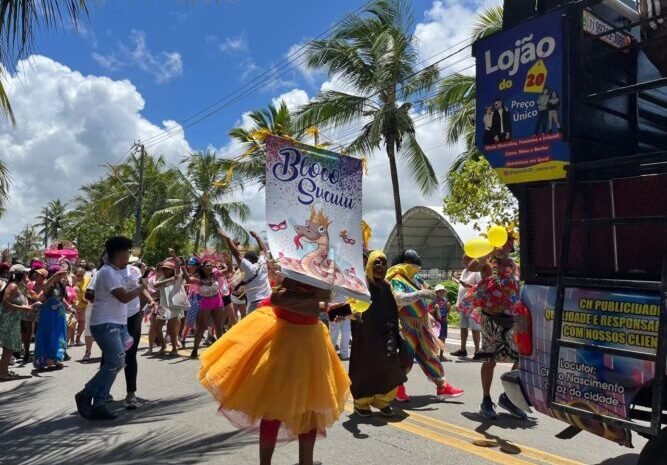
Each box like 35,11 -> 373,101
199,306 -> 350,440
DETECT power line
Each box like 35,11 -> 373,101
104,0 -> 377,170
137,0 -> 377,150
143,27 -> 476,152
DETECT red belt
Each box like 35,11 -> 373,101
273,307 -> 319,325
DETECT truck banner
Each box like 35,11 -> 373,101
520,285 -> 661,445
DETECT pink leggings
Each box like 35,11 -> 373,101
259,419 -> 316,447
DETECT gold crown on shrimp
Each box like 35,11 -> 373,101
309,206 -> 332,227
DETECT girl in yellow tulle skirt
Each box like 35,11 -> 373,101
199,278 -> 350,465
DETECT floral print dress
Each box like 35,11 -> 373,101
0,291 -> 28,352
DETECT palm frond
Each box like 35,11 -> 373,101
400,132 -> 438,196
296,91 -> 371,131
471,6 -> 503,42
0,158 -> 12,214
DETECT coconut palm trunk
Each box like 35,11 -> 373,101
297,0 -> 440,254
386,137 -> 405,251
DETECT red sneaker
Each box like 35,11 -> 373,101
437,384 -> 464,399
395,384 -> 410,402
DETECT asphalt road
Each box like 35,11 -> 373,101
0,328 -> 648,465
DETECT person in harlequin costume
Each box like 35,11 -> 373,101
460,231 -> 528,420
386,249 -> 464,401
198,276 -> 349,465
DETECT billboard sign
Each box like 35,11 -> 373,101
475,9 -> 569,184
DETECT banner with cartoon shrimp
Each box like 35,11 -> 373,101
264,135 -> 370,300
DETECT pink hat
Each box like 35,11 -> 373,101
31,260 -> 45,271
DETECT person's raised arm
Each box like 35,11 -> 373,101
250,231 -> 268,255
168,249 -> 181,275
111,284 -> 145,304
219,229 -> 242,264
43,270 -> 69,293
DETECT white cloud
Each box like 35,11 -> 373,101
92,30 -> 183,83
238,57 -> 261,82
286,41 -> 324,86
271,88 -> 309,111
0,55 -> 192,245
218,34 -> 248,53
91,52 -> 122,71
414,0 -> 501,74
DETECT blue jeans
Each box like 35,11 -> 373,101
84,323 -> 127,407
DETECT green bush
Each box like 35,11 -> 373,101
447,309 -> 461,327
440,280 -> 459,305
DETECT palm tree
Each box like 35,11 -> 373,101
147,151 -> 250,252
35,199 -> 68,247
35,205 -> 51,248
86,152 -> 177,227
430,6 -> 503,187
296,0 -> 440,251
227,101 -> 323,187
12,225 -> 41,263
0,159 -> 11,216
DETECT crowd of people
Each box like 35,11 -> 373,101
0,227 -> 527,464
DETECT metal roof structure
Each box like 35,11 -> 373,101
383,206 -> 479,273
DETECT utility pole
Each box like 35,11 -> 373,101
133,143 -> 146,249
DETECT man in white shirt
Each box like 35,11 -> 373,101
221,230 -> 272,315
75,237 -> 146,420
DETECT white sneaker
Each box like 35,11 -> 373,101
124,393 -> 138,410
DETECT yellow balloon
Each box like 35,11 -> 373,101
464,237 -> 494,259
347,298 -> 371,314
487,225 -> 509,248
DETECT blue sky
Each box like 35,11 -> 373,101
1,0 -> 501,248
36,0 -> 440,150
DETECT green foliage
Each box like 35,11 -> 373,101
428,6 -> 519,229
447,309 -> 461,328
61,209 -> 122,263
12,225 -> 41,264
18,147 -> 249,266
34,199 -> 70,247
0,159 -> 10,216
227,101 -> 308,187
147,151 -> 249,253
443,155 -> 518,231
439,280 -> 459,305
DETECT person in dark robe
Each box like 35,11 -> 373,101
349,250 -> 407,418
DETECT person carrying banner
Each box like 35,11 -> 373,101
198,277 -> 349,465
387,250 -> 464,402
349,250 -> 407,417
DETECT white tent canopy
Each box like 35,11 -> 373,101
383,206 -> 479,277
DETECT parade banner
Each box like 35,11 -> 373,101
475,9 -> 569,184
520,285 -> 661,446
264,135 -> 370,300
